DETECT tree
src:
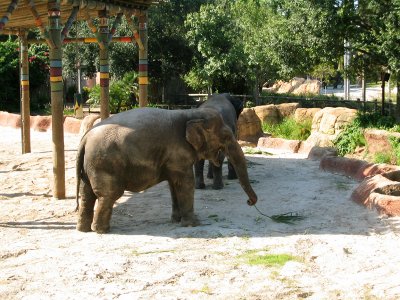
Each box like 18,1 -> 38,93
185,1 -> 246,94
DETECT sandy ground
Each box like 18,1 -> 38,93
1,126 -> 400,300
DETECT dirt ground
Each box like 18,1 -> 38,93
1,126 -> 400,300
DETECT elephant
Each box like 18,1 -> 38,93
194,93 -> 244,190
75,107 -> 258,233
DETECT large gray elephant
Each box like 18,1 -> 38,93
194,93 -> 243,190
76,107 -> 258,233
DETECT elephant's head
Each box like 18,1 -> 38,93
186,109 -> 258,206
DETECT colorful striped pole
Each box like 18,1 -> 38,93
48,0 -> 65,199
19,30 -> 31,154
98,9 -> 110,120
138,12 -> 148,107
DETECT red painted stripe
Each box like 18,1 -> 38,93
100,79 -> 109,87
138,64 -> 148,71
50,68 -> 62,77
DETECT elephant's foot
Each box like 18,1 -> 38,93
76,220 -> 93,232
212,180 -> 224,190
227,172 -> 238,180
171,212 -> 181,223
180,215 -> 199,227
195,182 -> 206,189
91,222 -> 110,234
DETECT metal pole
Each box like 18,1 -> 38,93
48,0 -> 65,199
344,40 -> 351,100
138,12 -> 148,107
98,9 -> 110,120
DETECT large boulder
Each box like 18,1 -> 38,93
237,108 -> 264,145
64,116 -> 82,134
364,129 -> 400,157
294,108 -> 321,123
31,115 -> 52,132
276,103 -> 300,119
253,104 -> 280,124
306,107 -> 357,147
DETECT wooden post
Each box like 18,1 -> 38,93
98,9 -> 110,120
19,30 -> 31,154
138,12 -> 148,107
48,0 -> 65,199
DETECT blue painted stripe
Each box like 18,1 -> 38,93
50,60 -> 62,68
100,65 -> 109,73
21,74 -> 29,81
139,59 -> 148,65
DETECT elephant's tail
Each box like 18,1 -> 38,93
75,140 -> 85,212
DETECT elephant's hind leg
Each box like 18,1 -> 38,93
91,183 -> 124,234
76,180 -> 96,232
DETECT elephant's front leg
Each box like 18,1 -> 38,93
76,180 -> 96,232
211,152 -> 225,190
194,159 -> 206,189
168,170 -> 199,227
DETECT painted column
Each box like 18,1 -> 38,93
19,30 -> 31,154
48,0 -> 65,199
138,12 -> 148,107
98,9 -> 110,120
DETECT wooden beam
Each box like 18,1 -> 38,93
98,8 -> 109,120
0,0 -> 19,33
19,30 -> 31,154
48,0 -> 66,199
138,12 -> 148,107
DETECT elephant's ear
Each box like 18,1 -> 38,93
186,119 -> 207,153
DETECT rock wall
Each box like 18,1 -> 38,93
306,107 -> 357,147
0,111 -> 100,135
263,77 -> 321,95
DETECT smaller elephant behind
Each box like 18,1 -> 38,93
195,93 -> 244,190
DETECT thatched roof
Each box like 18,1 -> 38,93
0,0 -> 156,33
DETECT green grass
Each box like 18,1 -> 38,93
262,117 -> 312,141
238,249 -> 299,267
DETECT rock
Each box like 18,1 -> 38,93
253,104 -> 280,124
364,129 -> 400,156
307,146 -> 337,160
276,77 -> 305,94
0,112 -> 21,128
320,156 -> 370,180
237,108 -> 264,145
351,171 -> 400,216
32,116 -> 52,132
276,103 -> 300,119
294,108 -> 321,123
306,107 -> 357,147
64,117 -> 82,134
292,79 -> 321,95
320,156 -> 400,181
257,136 -> 301,153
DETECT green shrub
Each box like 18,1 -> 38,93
262,117 -> 312,141
87,71 -> 138,114
389,136 -> 400,165
333,119 -> 365,156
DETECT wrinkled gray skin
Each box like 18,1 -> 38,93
194,93 -> 243,190
76,107 -> 258,233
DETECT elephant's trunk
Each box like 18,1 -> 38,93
225,139 -> 258,206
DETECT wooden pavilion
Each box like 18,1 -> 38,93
0,0 -> 156,199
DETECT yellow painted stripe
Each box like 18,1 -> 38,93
21,80 -> 29,86
84,37 -> 97,43
139,77 -> 149,85
100,73 -> 109,79
50,76 -> 63,82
